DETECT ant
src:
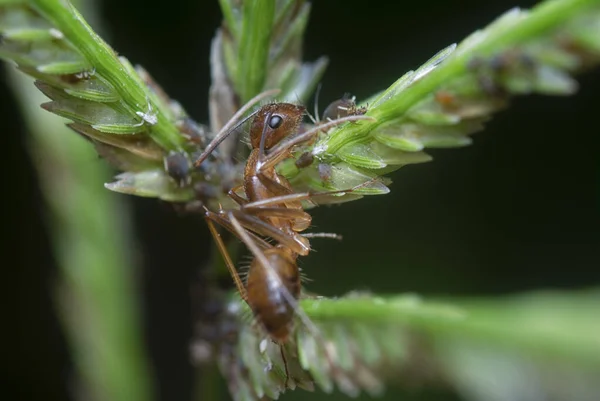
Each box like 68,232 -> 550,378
193,90 -> 374,388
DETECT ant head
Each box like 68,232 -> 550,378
250,103 -> 306,150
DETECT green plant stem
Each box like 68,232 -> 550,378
219,0 -> 239,41
195,364 -> 223,401
322,0 -> 598,155
441,291 -> 600,368
237,0 -> 275,103
301,290 -> 600,368
6,5 -> 154,400
30,0 -> 184,150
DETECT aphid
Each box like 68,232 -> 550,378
466,56 -> 485,71
466,53 -> 523,98
322,93 -> 367,121
294,93 -> 367,173
477,74 -> 506,97
194,91 -> 374,386
176,117 -> 208,145
489,48 -> 536,73
318,163 -> 332,183
294,151 -> 314,169
164,151 -> 191,187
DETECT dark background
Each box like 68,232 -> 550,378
3,0 -> 599,400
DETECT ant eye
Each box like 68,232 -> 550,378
268,115 -> 283,129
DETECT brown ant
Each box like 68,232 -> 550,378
193,91 -> 374,388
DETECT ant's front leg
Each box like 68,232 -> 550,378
241,177 -> 380,209
227,184 -> 248,206
254,172 -> 316,210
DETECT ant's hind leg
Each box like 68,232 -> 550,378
230,210 -> 311,256
205,215 -> 248,302
204,209 -> 272,250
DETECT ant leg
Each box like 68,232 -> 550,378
241,178 -> 378,209
242,206 -> 311,232
252,172 -> 312,208
205,209 -> 272,250
229,210 -> 310,256
302,232 -> 343,240
228,184 -> 248,206
256,172 -> 293,195
252,172 -> 317,210
208,208 -> 309,256
204,215 -> 248,302
242,207 -> 310,221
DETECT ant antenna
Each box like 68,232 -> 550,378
290,92 -> 317,125
194,89 -> 280,168
313,83 -> 323,123
258,111 -> 271,162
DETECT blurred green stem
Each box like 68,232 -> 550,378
236,0 -> 275,103
6,3 -> 154,401
30,0 -> 184,150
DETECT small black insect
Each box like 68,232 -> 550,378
294,151 -> 314,169
164,151 -> 191,187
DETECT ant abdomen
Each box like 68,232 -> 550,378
246,248 -> 301,342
